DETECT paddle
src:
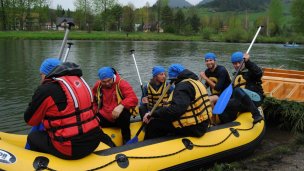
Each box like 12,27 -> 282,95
130,49 -> 144,96
126,80 -> 174,144
213,26 -> 263,115
242,88 -> 261,102
58,22 -> 75,61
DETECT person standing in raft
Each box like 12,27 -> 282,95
200,52 -> 231,107
92,67 -> 138,144
143,64 -> 212,139
24,58 -> 102,160
139,65 -> 173,119
219,52 -> 264,124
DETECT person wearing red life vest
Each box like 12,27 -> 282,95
24,58 -> 102,159
92,67 -> 138,144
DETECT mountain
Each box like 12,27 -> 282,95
198,0 -> 271,11
168,0 -> 193,8
152,0 -> 193,8
197,0 -> 215,5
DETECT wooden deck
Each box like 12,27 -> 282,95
262,68 -> 304,102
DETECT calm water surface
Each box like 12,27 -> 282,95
0,40 -> 303,133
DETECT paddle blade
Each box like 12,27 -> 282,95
242,88 -> 261,102
213,84 -> 233,115
126,136 -> 138,145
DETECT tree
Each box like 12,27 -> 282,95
161,5 -> 174,33
122,4 -> 135,32
0,0 -> 7,30
93,0 -> 117,31
268,0 -> 283,36
291,0 -> 304,34
174,9 -> 185,34
108,4 -> 122,31
190,14 -> 200,33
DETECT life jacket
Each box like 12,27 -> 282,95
43,76 -> 99,142
168,79 -> 212,128
234,74 -> 247,88
96,79 -> 138,117
208,77 -> 220,95
147,82 -> 169,110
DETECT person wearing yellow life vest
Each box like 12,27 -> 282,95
143,64 -> 212,139
200,52 -> 231,106
92,67 -> 138,144
139,66 -> 173,119
219,52 -> 264,124
24,58 -> 102,159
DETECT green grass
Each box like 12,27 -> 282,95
0,31 -> 202,41
0,31 -> 303,43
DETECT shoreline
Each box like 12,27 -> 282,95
1,31 -> 303,44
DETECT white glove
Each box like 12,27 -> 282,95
112,104 -> 124,119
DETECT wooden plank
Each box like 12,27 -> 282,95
262,76 -> 304,84
263,72 -> 304,79
263,68 -> 304,75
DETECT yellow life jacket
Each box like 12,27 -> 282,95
233,74 -> 246,88
97,79 -> 139,117
209,77 -> 220,95
147,82 -> 169,110
168,79 -> 212,128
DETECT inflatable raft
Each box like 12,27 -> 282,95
0,112 -> 265,171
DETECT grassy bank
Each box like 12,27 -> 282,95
1,31 -> 303,44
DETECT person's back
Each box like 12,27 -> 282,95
24,59 -> 101,160
143,64 -> 212,139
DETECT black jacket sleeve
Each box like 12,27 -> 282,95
245,60 -> 263,80
152,81 -> 195,122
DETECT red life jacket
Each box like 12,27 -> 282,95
43,76 -> 99,143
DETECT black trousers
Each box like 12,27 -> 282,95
27,127 -> 101,160
98,110 -> 131,143
144,118 -> 209,140
219,87 -> 261,124
139,105 -> 149,120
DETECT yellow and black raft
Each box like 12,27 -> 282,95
0,112 -> 265,171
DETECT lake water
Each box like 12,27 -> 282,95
0,40 -> 303,133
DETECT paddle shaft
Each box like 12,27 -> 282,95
62,42 -> 73,62
130,50 -> 144,95
232,26 -> 262,84
134,81 -> 173,137
58,22 -> 74,61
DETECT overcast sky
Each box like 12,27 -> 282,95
51,0 -> 202,10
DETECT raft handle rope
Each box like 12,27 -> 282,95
39,123 -> 257,171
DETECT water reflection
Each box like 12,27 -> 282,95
0,40 -> 303,133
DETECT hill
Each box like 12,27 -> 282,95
168,0 -> 192,8
199,0 -> 271,11
197,0 -> 215,5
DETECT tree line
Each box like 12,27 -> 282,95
0,0 -> 303,37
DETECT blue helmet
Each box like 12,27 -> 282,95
231,52 -> 244,63
98,67 -> 114,80
168,64 -> 185,79
40,58 -> 61,75
204,52 -> 217,61
152,66 -> 165,77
